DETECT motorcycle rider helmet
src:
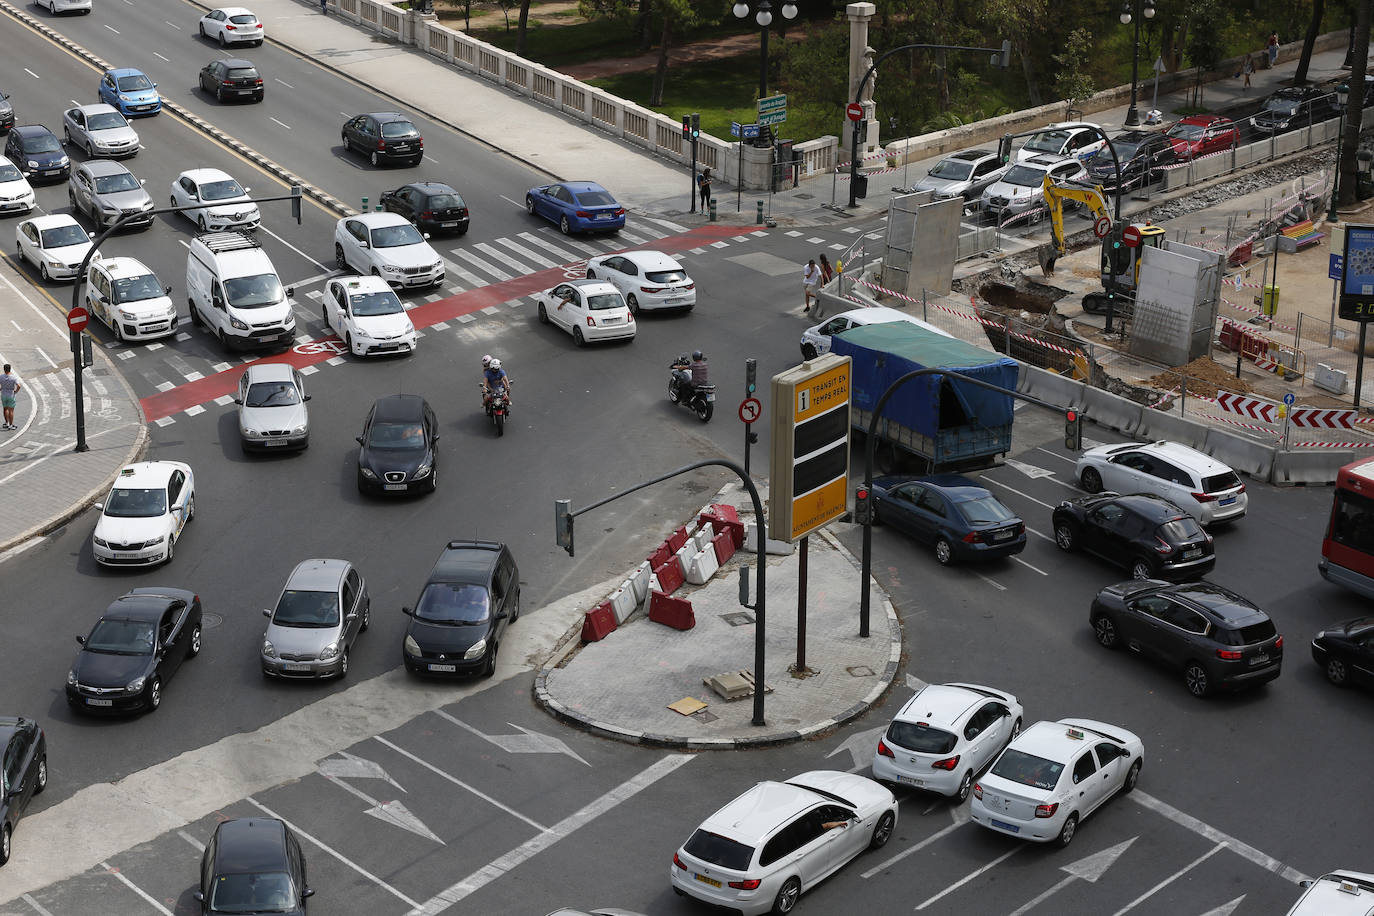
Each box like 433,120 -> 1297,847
481,354 -> 492,368
692,350 -> 704,361
489,358 -> 502,370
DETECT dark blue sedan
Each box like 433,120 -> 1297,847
97,68 -> 161,117
525,180 -> 625,235
871,474 -> 1026,565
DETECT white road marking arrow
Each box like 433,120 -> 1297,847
1005,458 -> 1057,480
318,755 -> 444,844
1195,898 -> 1246,916
824,724 -> 886,772
1005,837 -> 1137,916
365,799 -> 445,844
318,751 -> 405,791
437,711 -> 591,766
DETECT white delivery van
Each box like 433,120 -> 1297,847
186,231 -> 295,350
800,306 -> 952,359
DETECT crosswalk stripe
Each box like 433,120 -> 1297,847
616,228 -> 655,245
492,236 -> 559,269
638,215 -> 689,233
451,248 -> 513,283
473,242 -> 533,276
517,232 -> 580,263
440,256 -> 488,289
536,233 -> 601,258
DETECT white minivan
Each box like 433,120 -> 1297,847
800,306 -> 951,360
186,231 -> 294,350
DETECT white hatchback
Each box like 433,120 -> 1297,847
333,213 -> 444,290
84,256 -> 177,342
872,682 -> 1023,801
16,214 -> 93,282
0,156 -> 37,214
800,305 -> 950,360
534,280 -> 635,345
323,275 -> 417,356
1076,440 -> 1248,525
1015,122 -> 1108,163
198,7 -> 263,46
584,250 -> 695,313
92,461 -> 195,567
169,168 -> 260,231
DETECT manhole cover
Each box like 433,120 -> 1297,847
691,709 -> 719,723
202,612 -> 225,629
845,665 -> 875,678
794,193 -> 815,200
721,612 -> 755,627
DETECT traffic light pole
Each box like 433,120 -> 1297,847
744,358 -> 758,475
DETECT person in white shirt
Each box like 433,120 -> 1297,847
803,259 -> 821,313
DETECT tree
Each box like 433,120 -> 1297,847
1183,0 -> 1231,106
1052,28 -> 1096,113
1294,0 -> 1326,85
977,0 -> 1050,106
1338,0 -> 1369,207
516,0 -> 533,55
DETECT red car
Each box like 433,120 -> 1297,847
1166,115 -> 1238,159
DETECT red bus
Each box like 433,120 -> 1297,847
1320,457 -> 1374,599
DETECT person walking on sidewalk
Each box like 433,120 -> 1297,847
1243,54 -> 1254,89
1,364 -> 22,430
819,253 -> 835,284
802,259 -> 821,313
697,168 -> 712,210
1267,31 -> 1279,68
321,0 -> 327,13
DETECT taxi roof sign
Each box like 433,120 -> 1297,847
1066,728 -> 1085,740
767,354 -> 852,543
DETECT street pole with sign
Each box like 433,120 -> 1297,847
1338,224 -> 1374,408
742,358 -> 760,474
67,306 -> 90,452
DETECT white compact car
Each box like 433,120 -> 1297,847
323,275 -> 417,357
1283,871 -> 1374,915
1015,122 -> 1108,163
534,279 -> 635,345
670,771 -> 897,916
872,682 -> 1023,802
62,104 -> 140,158
0,155 -> 37,214
198,7 -> 263,46
92,461 -> 195,567
84,256 -> 177,341
1076,440 -> 1248,525
37,0 -> 91,13
800,305 -> 950,360
584,250 -> 695,313
169,168 -> 260,231
236,362 -> 309,451
16,214 -> 94,282
333,213 -> 443,290
970,718 -> 1144,848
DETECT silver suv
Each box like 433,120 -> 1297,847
261,559 -> 369,680
68,160 -> 153,231
910,149 -> 1008,203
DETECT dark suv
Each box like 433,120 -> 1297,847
380,181 -> 469,235
1090,580 -> 1282,697
401,541 -> 519,678
4,125 -> 69,181
340,112 -> 423,167
1052,492 -> 1214,581
1,715 -> 47,867
1249,86 -> 1339,136
1088,131 -> 1176,191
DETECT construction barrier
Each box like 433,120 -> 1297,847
1020,366 -> 1087,411
693,524 -> 715,553
608,585 -> 637,625
581,602 -> 617,642
667,525 -> 690,554
628,561 -> 653,603
654,557 -> 686,594
1202,427 -> 1277,479
647,541 -> 672,571
700,504 -> 745,548
1136,407 -> 1210,448
712,530 -> 737,566
1082,387 -> 1145,436
1271,447 -> 1358,485
673,541 -> 696,578
684,546 -> 720,585
648,591 -> 695,630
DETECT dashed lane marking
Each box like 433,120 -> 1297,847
373,735 -> 548,832
1130,791 -> 1309,884
1111,842 -> 1228,916
21,894 -> 58,916
915,846 -> 1022,910
99,862 -> 173,916
980,476 -> 1058,510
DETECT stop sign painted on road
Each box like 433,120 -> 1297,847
1122,225 -> 1142,248
846,102 -> 864,122
67,306 -> 89,333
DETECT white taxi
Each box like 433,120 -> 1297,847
970,718 -> 1143,848
1283,871 -> 1374,915
84,256 -> 177,342
584,250 -> 695,313
333,213 -> 444,290
534,279 -> 635,346
323,275 -> 417,357
92,461 -> 195,567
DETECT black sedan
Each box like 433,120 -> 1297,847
380,181 -> 469,235
402,540 -> 520,678
1312,616 -> 1374,688
0,716 -> 47,867
355,394 -> 438,495
198,58 -> 263,103
871,474 -> 1025,565
340,111 -> 422,167
1087,130 -> 1176,192
1052,492 -> 1214,581
66,588 -> 203,714
1090,580 -> 1282,697
197,817 -> 312,915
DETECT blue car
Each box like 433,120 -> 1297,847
870,473 -> 1026,565
97,68 -> 161,117
524,180 -> 625,235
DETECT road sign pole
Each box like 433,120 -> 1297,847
795,535 -> 808,674
71,328 -> 88,453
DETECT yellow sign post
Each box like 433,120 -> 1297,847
767,354 -> 852,542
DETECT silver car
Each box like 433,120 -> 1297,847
68,160 -> 154,231
261,559 -> 369,679
910,149 -> 1007,203
980,155 -> 1087,223
62,104 -> 139,158
234,363 -> 310,452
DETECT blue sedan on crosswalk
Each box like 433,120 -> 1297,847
525,180 -> 625,235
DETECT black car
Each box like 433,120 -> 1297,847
1090,580 -> 1282,697
402,540 -> 520,678
196,817 -> 312,915
1087,131 -> 1176,191
1312,616 -> 1374,688
1052,492 -> 1214,581
3,125 -> 69,181
355,394 -> 438,495
381,181 -> 469,235
870,473 -> 1026,565
0,716 -> 47,867
0,90 -> 13,133
1249,86 -> 1339,136
199,58 -> 263,103
66,588 -> 203,714
340,112 -> 422,167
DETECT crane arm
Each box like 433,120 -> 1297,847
1041,175 -> 1111,258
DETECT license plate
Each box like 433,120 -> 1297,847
428,663 -> 456,673
1249,654 -> 1269,666
1219,496 -> 1236,506
897,775 -> 925,787
1184,548 -> 1202,559
86,698 -> 113,707
383,483 -> 407,491
665,298 -> 683,305
441,221 -> 458,228
706,393 -> 715,401
596,213 -> 612,220
694,874 -> 722,889
236,90 -> 251,95
260,333 -> 280,342
42,169 -> 60,176
113,551 -> 139,558
264,438 -> 287,447
990,818 -> 1020,833
283,663 -> 311,672
993,529 -> 1014,540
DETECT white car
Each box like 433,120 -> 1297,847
324,275 -> 417,357
62,104 -> 139,158
169,168 -> 260,232
872,682 -> 1023,802
1015,122 -> 1108,163
0,155 -> 37,215
670,771 -> 897,916
92,461 -> 195,567
37,0 -> 91,13
800,305 -> 951,360
198,7 -> 263,46
83,256 -> 177,342
1283,871 -> 1374,915
970,718 -> 1143,848
584,250 -> 695,313
333,213 -> 443,290
1076,440 -> 1248,526
981,155 -> 1088,223
16,215 -> 94,282
534,280 -> 635,345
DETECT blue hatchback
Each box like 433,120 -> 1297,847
97,68 -> 161,116
524,180 -> 625,235
871,473 -> 1026,565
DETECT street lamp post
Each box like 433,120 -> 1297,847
1329,83 -> 1351,222
1121,0 -> 1156,128
733,0 -> 797,101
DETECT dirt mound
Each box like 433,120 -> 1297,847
1145,356 -> 1253,396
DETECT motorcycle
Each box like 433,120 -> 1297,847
480,383 -> 510,436
668,363 -> 715,422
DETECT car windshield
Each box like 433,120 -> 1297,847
683,829 -> 754,870
85,619 -> 156,655
1159,517 -> 1205,542
929,159 -> 975,180
39,224 -> 90,248
1001,165 -> 1047,187
227,68 -> 259,79
350,290 -> 404,316
1109,142 -> 1145,160
413,582 -> 490,624
21,133 -> 61,154
1265,98 -> 1300,115
1167,123 -> 1204,140
94,172 -> 141,194
369,223 -> 425,248
426,193 -> 461,209
574,189 -> 616,207
886,720 -> 957,754
245,381 -> 300,408
272,589 -> 339,627
224,273 -> 283,308
209,872 -> 295,913
200,179 -> 245,201
1023,130 -> 1070,152
0,161 -> 22,182
87,111 -> 128,130
585,293 -> 624,311
380,121 -> 418,138
228,13 -> 257,23
367,421 -> 425,449
112,274 -> 164,304
645,268 -> 687,283
104,486 -> 167,517
990,747 -> 1065,791
115,74 -> 154,92
958,496 -> 1016,525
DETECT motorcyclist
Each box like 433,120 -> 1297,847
483,357 -> 511,409
689,350 -> 709,387
670,353 -> 693,394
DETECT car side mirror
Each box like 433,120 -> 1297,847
422,232 -> 431,240
355,435 -> 364,445
303,394 -> 312,401
233,397 -> 242,404
194,892 -> 205,902
152,82 -> 157,88
163,285 -> 172,295
302,888 -> 315,899
262,608 -> 272,618
401,606 -> 413,616
285,287 -> 295,298
432,434 -> 439,442
76,635 -> 86,645
243,186 -> 251,193
141,179 -> 147,186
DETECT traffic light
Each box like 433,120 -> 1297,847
997,134 -> 1012,165
682,115 -> 691,139
291,184 -> 302,225
690,113 -> 700,140
853,485 -> 872,525
555,498 -> 574,556
990,39 -> 1012,70
746,358 -> 757,394
1064,409 -> 1083,451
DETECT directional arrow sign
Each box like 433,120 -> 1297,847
318,751 -> 406,791
824,724 -> 886,771
1006,837 -> 1137,916
1195,897 -> 1246,916
437,712 -> 591,766
1005,458 -> 1057,480
317,754 -> 444,844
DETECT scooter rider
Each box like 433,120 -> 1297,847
483,357 -> 511,408
689,350 -> 709,387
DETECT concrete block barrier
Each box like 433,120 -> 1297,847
1201,427 -> 1277,479
608,585 -> 637,624
693,525 -> 714,552
667,525 -> 690,553
1271,448 -> 1356,486
674,541 -> 695,577
1135,408 -> 1208,449
627,561 -> 652,603
1082,387 -> 1144,436
654,557 -> 685,594
1022,366 -> 1086,410
745,523 -> 795,555
712,530 -> 737,566
581,602 -> 617,642
685,546 -> 720,585
648,591 -> 695,630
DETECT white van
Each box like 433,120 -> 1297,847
186,231 -> 294,350
800,306 -> 951,359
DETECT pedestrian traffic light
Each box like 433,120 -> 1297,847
555,498 -> 574,556
690,113 -> 701,140
1064,409 -> 1083,451
746,357 -> 757,394
682,115 -> 691,139
997,134 -> 1012,165
853,485 -> 872,525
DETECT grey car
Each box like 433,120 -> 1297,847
261,559 -> 369,679
235,363 -> 310,452
61,104 -> 139,158
910,149 -> 1007,204
68,160 -> 154,231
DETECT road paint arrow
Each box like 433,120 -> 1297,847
318,751 -> 405,791
1005,458 -> 1057,480
365,799 -> 445,844
824,724 -> 886,772
318,754 -> 444,844
436,711 -> 591,766
1006,837 -> 1137,916
1195,897 -> 1245,916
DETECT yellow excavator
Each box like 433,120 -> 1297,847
1040,175 -> 1166,314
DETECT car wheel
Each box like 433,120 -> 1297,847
427,466 -> 438,493
189,301 -> 201,327
525,195 -> 535,215
560,215 -> 572,235
1081,467 -> 1103,493
1055,813 -> 1078,848
34,756 -> 48,794
1184,662 -> 1211,697
216,86 -> 225,103
147,677 -> 162,711
584,268 -> 596,279
1054,521 -> 1077,551
1092,614 -> 1119,648
870,810 -> 895,849
335,243 -> 347,270
85,139 -> 94,157
510,591 -> 520,622
1,824 -> 10,867
772,876 -> 801,915
370,150 -> 380,167
1130,556 -> 1154,580
934,537 -> 954,566
482,642 -> 497,678
1326,657 -> 1350,686
199,22 -> 207,38
219,32 -> 228,48
197,214 -> 208,232
573,326 -> 586,347
338,649 -> 349,679
342,133 -> 352,153
955,771 -> 973,804
321,303 -> 329,322
537,302 -> 549,325
40,262 -> 50,282
801,343 -> 818,360
361,599 -> 370,632
1121,759 -> 1142,794
217,327 -> 230,348
187,624 -> 202,657
627,293 -> 640,314
165,534 -> 175,564
346,332 -> 354,355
